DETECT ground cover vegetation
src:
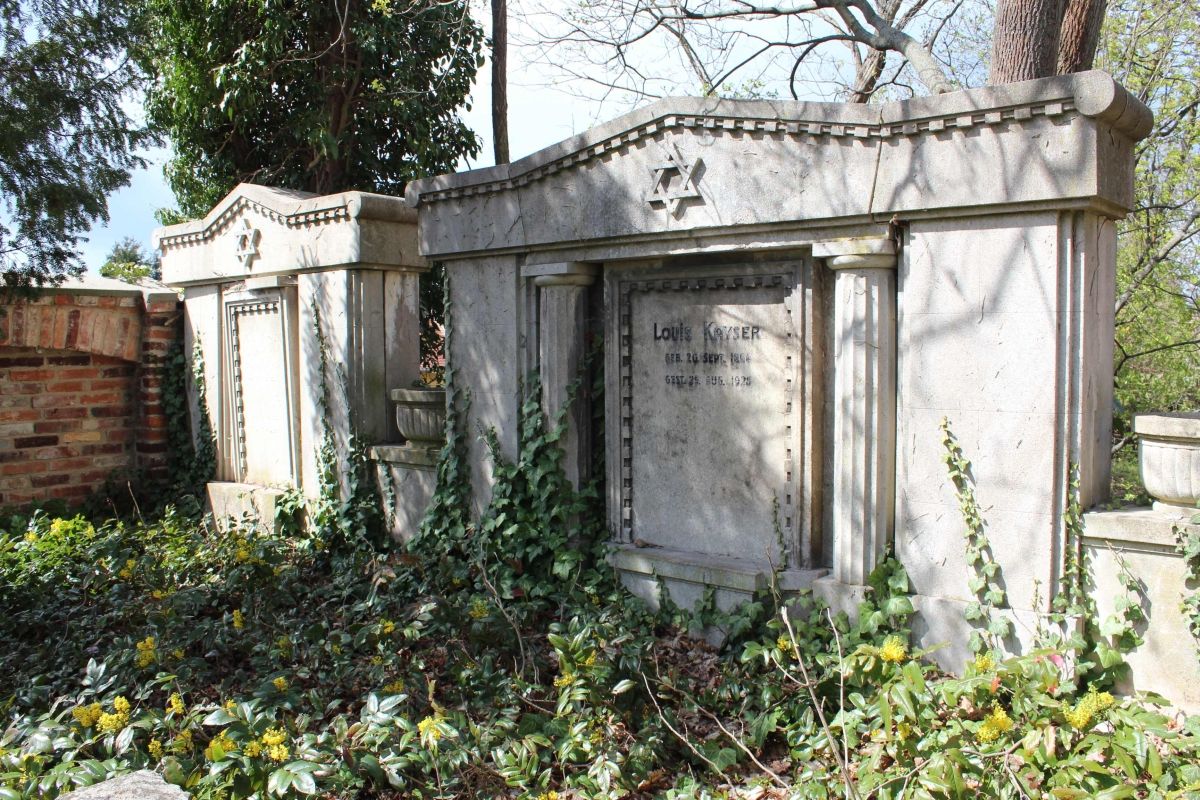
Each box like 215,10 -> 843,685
3,368 -> 1200,799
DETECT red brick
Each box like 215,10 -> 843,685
34,445 -> 81,460
43,407 -> 87,421
0,409 -> 38,423
44,457 -> 93,472
0,476 -> 32,491
44,380 -> 86,392
57,367 -> 105,380
81,442 -> 126,456
87,378 -> 130,390
0,461 -> 47,476
0,356 -> 44,368
47,485 -> 91,499
31,474 -> 70,488
14,435 -> 58,448
32,394 -> 75,409
90,406 -> 131,418
77,391 -> 123,405
32,420 -> 75,434
8,368 -> 58,381
97,297 -> 119,308
101,367 -> 131,378
45,353 -> 89,366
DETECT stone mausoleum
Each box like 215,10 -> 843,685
162,71 -> 1200,711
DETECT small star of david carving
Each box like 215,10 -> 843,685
234,219 -> 260,268
646,142 -> 703,218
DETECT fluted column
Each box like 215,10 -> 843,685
815,237 -> 897,586
525,262 -> 598,489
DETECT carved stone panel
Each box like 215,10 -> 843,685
223,285 -> 300,486
611,261 -> 818,569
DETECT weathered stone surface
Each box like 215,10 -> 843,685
207,482 -> 290,533
372,444 -> 440,541
1084,507 -> 1200,713
59,771 -> 188,800
407,74 -> 1148,668
1135,413 -> 1200,511
159,184 -> 429,529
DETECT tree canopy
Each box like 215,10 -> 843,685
136,0 -> 485,219
99,235 -> 160,283
0,0 -> 151,288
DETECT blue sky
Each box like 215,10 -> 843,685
79,27 -> 612,273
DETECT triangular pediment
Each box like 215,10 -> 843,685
156,183 -> 423,286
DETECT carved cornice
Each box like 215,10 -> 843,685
406,71 -> 1151,208
155,185 -> 415,251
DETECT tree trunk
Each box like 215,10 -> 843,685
1056,0 -> 1106,73
989,0 -> 1066,84
491,0 -> 509,165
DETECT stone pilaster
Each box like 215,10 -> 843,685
815,237 -> 897,588
524,262 -> 598,489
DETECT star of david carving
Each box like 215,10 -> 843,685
234,218 -> 260,269
645,142 -> 704,218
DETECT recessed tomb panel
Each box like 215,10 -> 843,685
615,263 -> 812,566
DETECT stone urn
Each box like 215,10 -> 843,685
391,388 -> 446,445
1134,412 -> 1200,513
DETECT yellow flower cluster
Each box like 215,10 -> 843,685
417,715 -> 444,742
536,792 -> 560,800
224,699 -> 237,712
976,704 -> 1015,743
89,696 -> 132,733
205,732 -> 237,762
118,559 -> 136,580
148,739 -> 163,759
879,636 -> 908,664
1064,689 -> 1115,730
972,653 -> 995,673
275,636 -> 292,655
172,648 -> 185,660
72,703 -> 103,727
257,728 -> 289,761
232,609 -> 244,630
468,598 -> 489,620
273,676 -> 289,692
261,728 -> 287,746
166,692 -> 185,715
553,672 -> 574,689
776,634 -> 792,654
173,730 -> 193,752
379,618 -> 396,635
383,680 -> 405,694
582,652 -> 598,669
243,741 -> 263,758
136,635 -> 157,668
97,710 -> 127,734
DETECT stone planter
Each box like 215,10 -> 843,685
1134,412 -> 1200,512
391,388 -> 446,444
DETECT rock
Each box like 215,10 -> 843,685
58,771 -> 188,800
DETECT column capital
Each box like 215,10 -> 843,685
813,236 -> 897,271
521,261 -> 599,287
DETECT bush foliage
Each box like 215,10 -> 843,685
2,397 -> 1200,799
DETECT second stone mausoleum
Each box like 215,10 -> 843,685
405,72 -> 1154,669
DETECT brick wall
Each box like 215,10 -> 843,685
0,284 -> 181,509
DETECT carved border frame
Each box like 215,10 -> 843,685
222,287 -> 301,485
607,258 -> 822,570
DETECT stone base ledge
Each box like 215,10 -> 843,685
207,482 -> 290,533
1083,506 -> 1200,554
371,443 -> 441,472
609,543 -> 825,594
